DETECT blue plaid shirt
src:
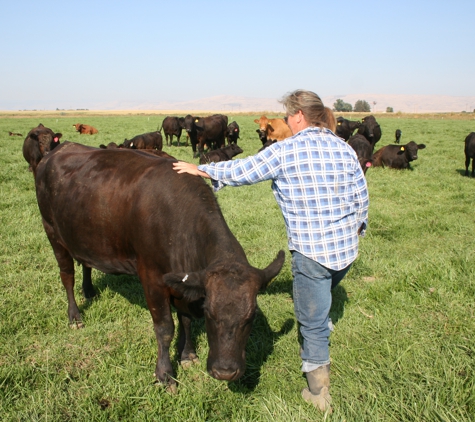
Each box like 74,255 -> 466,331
198,127 -> 369,270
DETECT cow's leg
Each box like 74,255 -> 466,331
471,157 -> 475,178
139,269 -> 176,385
465,156 -> 470,176
177,311 -> 199,366
82,265 -> 96,299
177,135 -> 181,147
42,220 -> 82,326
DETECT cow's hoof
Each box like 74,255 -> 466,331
180,357 -> 200,369
69,321 -> 84,329
166,384 -> 178,394
181,360 -> 193,369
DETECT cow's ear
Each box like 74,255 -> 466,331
418,144 -> 426,150
254,119 -> 259,124
55,133 -> 63,140
164,271 -> 206,301
257,250 -> 285,291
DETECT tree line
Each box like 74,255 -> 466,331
333,99 -> 394,113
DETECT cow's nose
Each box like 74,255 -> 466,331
209,367 -> 241,381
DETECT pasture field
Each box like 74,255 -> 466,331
1,112 -> 475,421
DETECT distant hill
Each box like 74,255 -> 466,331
93,94 -> 475,114
4,94 -> 475,113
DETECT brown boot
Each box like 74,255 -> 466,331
301,364 -> 332,412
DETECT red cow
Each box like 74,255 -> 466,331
73,123 -> 98,135
254,115 -> 292,145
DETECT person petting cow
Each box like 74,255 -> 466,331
173,89 -> 369,413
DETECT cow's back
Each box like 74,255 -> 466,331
36,142 -> 237,275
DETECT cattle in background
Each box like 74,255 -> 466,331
254,115 -> 292,145
464,132 -> 475,177
183,114 -> 199,156
159,116 -> 185,147
258,139 -> 277,152
9,131 -> 23,136
395,129 -> 402,144
357,115 -> 381,150
123,131 -> 163,150
22,123 -> 62,176
99,142 -> 122,149
226,121 -> 240,145
335,117 -> 360,141
199,143 -> 243,164
28,140 -> 284,386
347,134 -> 373,175
72,123 -> 98,135
373,141 -> 426,169
194,114 -> 228,157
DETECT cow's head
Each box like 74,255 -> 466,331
228,143 -> 243,157
72,123 -> 82,132
164,250 -> 285,381
194,117 -> 205,132
358,116 -> 379,139
399,141 -> 426,162
122,138 -> 136,149
183,115 -> 196,133
22,124 -> 62,176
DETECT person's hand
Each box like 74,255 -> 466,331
173,161 -> 210,178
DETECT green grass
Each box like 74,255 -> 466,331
1,112 -> 475,421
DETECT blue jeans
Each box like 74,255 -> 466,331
291,251 -> 351,372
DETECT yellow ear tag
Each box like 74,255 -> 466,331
400,147 -> 405,151
195,119 -> 199,123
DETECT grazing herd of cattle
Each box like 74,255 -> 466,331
15,113 -> 475,389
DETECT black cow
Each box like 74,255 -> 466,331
99,142 -> 122,149
357,115 -> 382,150
123,131 -> 163,150
160,116 -> 185,147
22,123 -> 62,176
373,141 -> 426,169
199,143 -> 243,164
258,139 -> 277,152
226,121 -> 240,145
194,114 -> 228,157
347,134 -> 373,175
395,129 -> 402,144
464,132 -> 475,177
335,117 -> 361,141
27,141 -> 285,387
183,114 -> 199,156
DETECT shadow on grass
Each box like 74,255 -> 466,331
229,312 -> 295,393
81,269 -> 295,392
456,168 -> 473,177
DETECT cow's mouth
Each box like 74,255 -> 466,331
208,367 -> 241,381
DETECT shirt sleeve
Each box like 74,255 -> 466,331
198,144 -> 283,191
353,165 -> 370,236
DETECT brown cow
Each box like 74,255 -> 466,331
27,141 -> 285,387
9,131 -> 23,136
73,123 -> 98,135
254,115 -> 292,145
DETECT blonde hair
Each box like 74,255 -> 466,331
280,89 -> 336,132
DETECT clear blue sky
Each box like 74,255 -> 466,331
1,0 -> 473,109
